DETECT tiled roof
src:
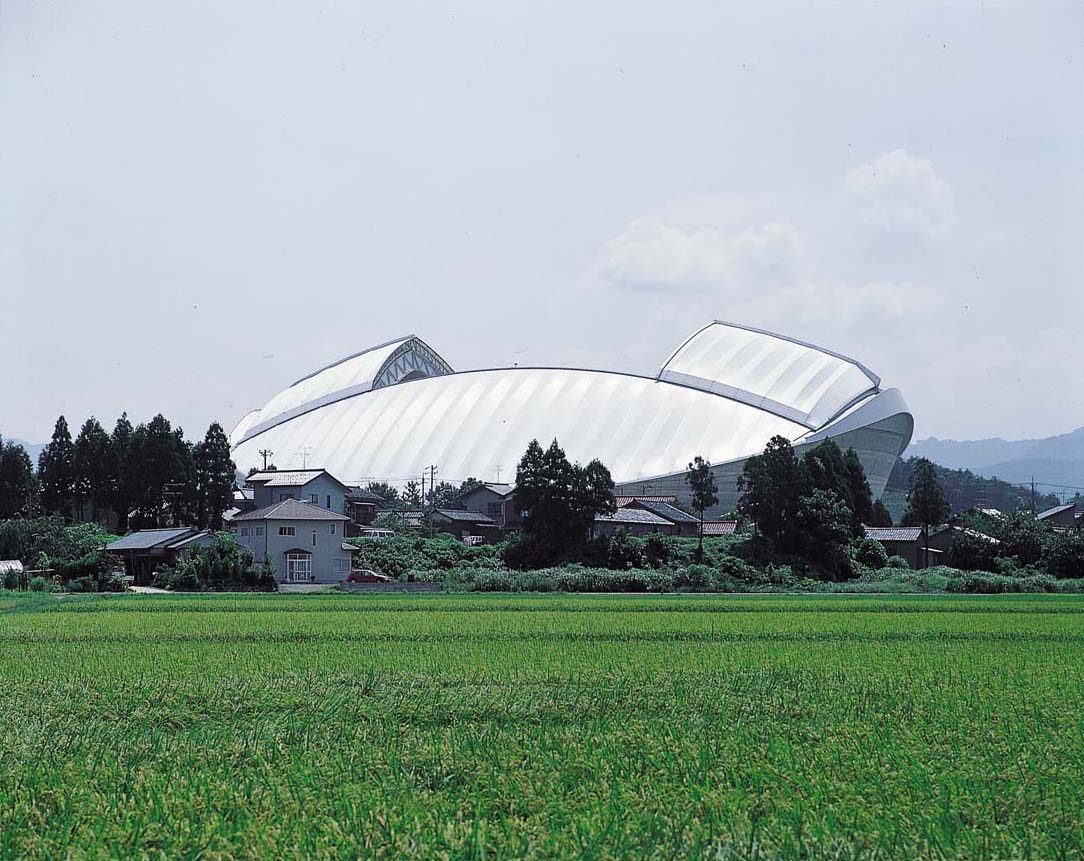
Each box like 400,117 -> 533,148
346,486 -> 385,503
630,500 -> 699,524
702,520 -> 738,536
616,495 -> 677,506
246,470 -> 344,488
230,499 -> 351,522
864,526 -> 923,542
434,508 -> 496,524
106,528 -> 198,551
596,509 -> 671,525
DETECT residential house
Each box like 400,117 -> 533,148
619,499 -> 700,537
430,509 -> 502,544
230,499 -> 353,584
105,528 -> 216,585
1037,503 -> 1081,529
345,486 -> 383,526
701,520 -> 738,537
458,483 -> 517,528
593,508 -> 675,536
245,469 -> 351,514
863,525 -> 943,569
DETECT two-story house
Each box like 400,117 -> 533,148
245,469 -> 351,514
230,499 -> 353,584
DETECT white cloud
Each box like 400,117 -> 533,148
588,193 -> 940,337
845,149 -> 955,240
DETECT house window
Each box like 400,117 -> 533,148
309,493 -> 318,504
240,527 -> 249,537
255,526 -> 264,536
487,502 -> 501,516
333,558 -> 348,574
279,526 -> 295,537
312,530 -> 318,547
285,552 -> 311,583
329,522 -> 336,535
326,494 -> 332,509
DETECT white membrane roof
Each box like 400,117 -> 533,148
232,367 -> 808,485
658,321 -> 879,429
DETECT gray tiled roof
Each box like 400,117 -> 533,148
246,470 -> 347,488
702,520 -> 738,536
631,500 -> 699,524
596,509 -> 670,525
1037,503 -> 1076,520
230,499 -> 351,522
106,528 -> 198,551
864,526 -> 923,542
434,508 -> 496,524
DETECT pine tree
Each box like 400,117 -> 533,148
903,457 -> 950,568
38,416 -> 77,518
686,455 -> 719,555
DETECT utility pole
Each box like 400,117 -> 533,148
1031,476 -> 1036,515
425,465 -> 438,536
258,449 -> 273,470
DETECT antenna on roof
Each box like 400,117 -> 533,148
494,464 -> 502,483
258,449 -> 274,470
296,447 -> 313,469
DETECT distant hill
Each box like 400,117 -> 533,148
7,439 -> 45,464
908,427 -> 1084,495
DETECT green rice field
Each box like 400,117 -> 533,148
1,592 -> 1082,860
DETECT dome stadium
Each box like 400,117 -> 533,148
229,321 -> 913,515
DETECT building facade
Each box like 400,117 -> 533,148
230,499 -> 353,584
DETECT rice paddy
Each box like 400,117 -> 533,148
1,592 -> 1082,860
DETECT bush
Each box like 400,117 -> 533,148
944,571 -> 1059,594
886,555 -> 910,569
1043,530 -> 1084,579
28,576 -> 54,593
852,537 -> 888,570
606,530 -> 643,570
947,530 -> 999,572
672,563 -> 716,590
154,533 -> 277,592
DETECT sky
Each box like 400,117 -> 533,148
2,1 -> 1082,446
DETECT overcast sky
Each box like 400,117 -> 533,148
3,1 -> 1082,446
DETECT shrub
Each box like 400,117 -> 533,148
947,530 -> 998,572
1043,530 -> 1084,579
852,537 -> 888,570
154,533 -> 277,592
886,555 -> 910,569
28,576 -> 54,593
673,564 -> 715,590
606,530 -> 643,570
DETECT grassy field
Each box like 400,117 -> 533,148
1,593 -> 1082,860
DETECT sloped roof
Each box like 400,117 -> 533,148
230,499 -> 351,522
616,495 -> 677,506
246,470 -> 330,487
627,499 -> 699,524
596,508 -> 671,525
658,320 -> 879,429
106,528 -> 198,551
864,526 -> 923,542
434,508 -> 496,524
702,520 -> 738,536
0,560 -> 24,574
1037,503 -> 1076,520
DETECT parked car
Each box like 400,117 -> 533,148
345,569 -> 393,584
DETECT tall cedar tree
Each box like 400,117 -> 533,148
869,498 -> 894,527
686,456 -> 719,554
38,416 -> 77,518
108,414 -> 134,530
192,423 -> 236,529
515,439 -> 615,554
0,438 -> 36,518
73,417 -> 112,523
127,415 -> 186,527
903,457 -> 950,567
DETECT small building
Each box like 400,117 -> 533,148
245,469 -> 351,513
458,483 -> 517,528
1036,503 -> 1080,529
863,525 -> 944,569
615,495 -> 678,507
345,486 -> 384,526
431,509 -> 502,544
230,499 -> 353,584
593,508 -> 674,536
105,528 -> 216,585
620,499 -> 700,537
927,524 -> 999,556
